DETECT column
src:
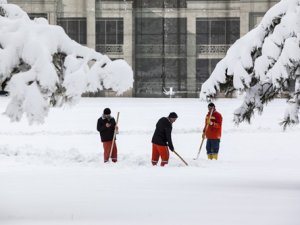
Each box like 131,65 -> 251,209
240,3 -> 250,37
86,0 -> 96,49
48,12 -> 56,25
122,2 -> 133,97
187,14 -> 197,97
123,5 -> 133,67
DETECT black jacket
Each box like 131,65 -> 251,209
151,117 -> 174,151
97,116 -> 116,142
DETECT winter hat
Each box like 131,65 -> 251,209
168,112 -> 178,118
103,108 -> 111,115
208,102 -> 215,108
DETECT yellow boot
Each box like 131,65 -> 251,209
212,154 -> 218,160
207,154 -> 213,160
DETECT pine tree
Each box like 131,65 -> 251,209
0,1 -> 133,124
200,0 -> 300,128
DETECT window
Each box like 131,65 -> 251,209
196,20 -> 209,44
249,12 -> 265,30
164,18 -> 186,45
134,0 -> 186,8
135,58 -> 187,96
226,20 -> 240,44
134,17 -> 187,96
164,58 -> 187,90
211,21 -> 226,44
196,18 -> 240,45
136,18 -> 163,45
135,17 -> 186,48
57,18 -> 87,44
196,58 -> 221,87
96,18 -> 124,45
96,18 -> 124,53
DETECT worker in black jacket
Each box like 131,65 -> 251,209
151,112 -> 178,166
97,108 -> 118,163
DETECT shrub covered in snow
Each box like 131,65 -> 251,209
0,1 -> 133,124
200,0 -> 300,128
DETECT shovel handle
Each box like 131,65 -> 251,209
173,150 -> 188,166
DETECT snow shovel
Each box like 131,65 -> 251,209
109,112 -> 120,160
173,150 -> 188,166
193,109 -> 213,160
193,137 -> 205,160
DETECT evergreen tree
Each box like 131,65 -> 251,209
200,0 -> 300,129
0,1 -> 133,124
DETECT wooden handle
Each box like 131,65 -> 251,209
173,150 -> 188,166
109,112 -> 120,159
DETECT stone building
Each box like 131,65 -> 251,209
8,0 -> 279,97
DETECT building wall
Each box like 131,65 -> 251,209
8,0 -> 279,97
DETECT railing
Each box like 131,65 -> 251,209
11,0 -> 57,3
96,44 -> 123,54
95,44 -> 230,56
197,44 -> 231,55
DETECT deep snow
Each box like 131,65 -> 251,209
0,97 -> 299,225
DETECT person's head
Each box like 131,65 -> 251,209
168,112 -> 178,123
208,102 -> 215,113
103,108 -> 111,119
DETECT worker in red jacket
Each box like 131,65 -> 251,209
202,103 -> 223,160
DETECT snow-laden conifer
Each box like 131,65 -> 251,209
200,0 -> 300,128
0,1 -> 133,124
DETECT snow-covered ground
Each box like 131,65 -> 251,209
0,97 -> 299,225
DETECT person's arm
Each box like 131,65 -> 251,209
97,118 -> 106,132
203,118 -> 207,132
110,118 -> 116,129
209,113 -> 222,128
165,127 -> 174,151
110,118 -> 119,133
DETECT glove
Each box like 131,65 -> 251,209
169,146 -> 174,152
202,133 -> 205,139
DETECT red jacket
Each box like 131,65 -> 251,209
203,110 -> 222,139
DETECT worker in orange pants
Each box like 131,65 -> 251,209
151,112 -> 178,166
97,108 -> 118,163
103,141 -> 117,163
152,144 -> 169,166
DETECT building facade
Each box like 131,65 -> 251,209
9,0 -> 279,97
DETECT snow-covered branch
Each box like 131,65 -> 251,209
0,1 -> 133,124
200,0 -> 300,127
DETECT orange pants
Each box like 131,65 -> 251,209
152,144 -> 169,166
103,141 -> 117,163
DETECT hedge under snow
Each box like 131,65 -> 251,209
0,1 -> 133,124
200,0 -> 300,128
